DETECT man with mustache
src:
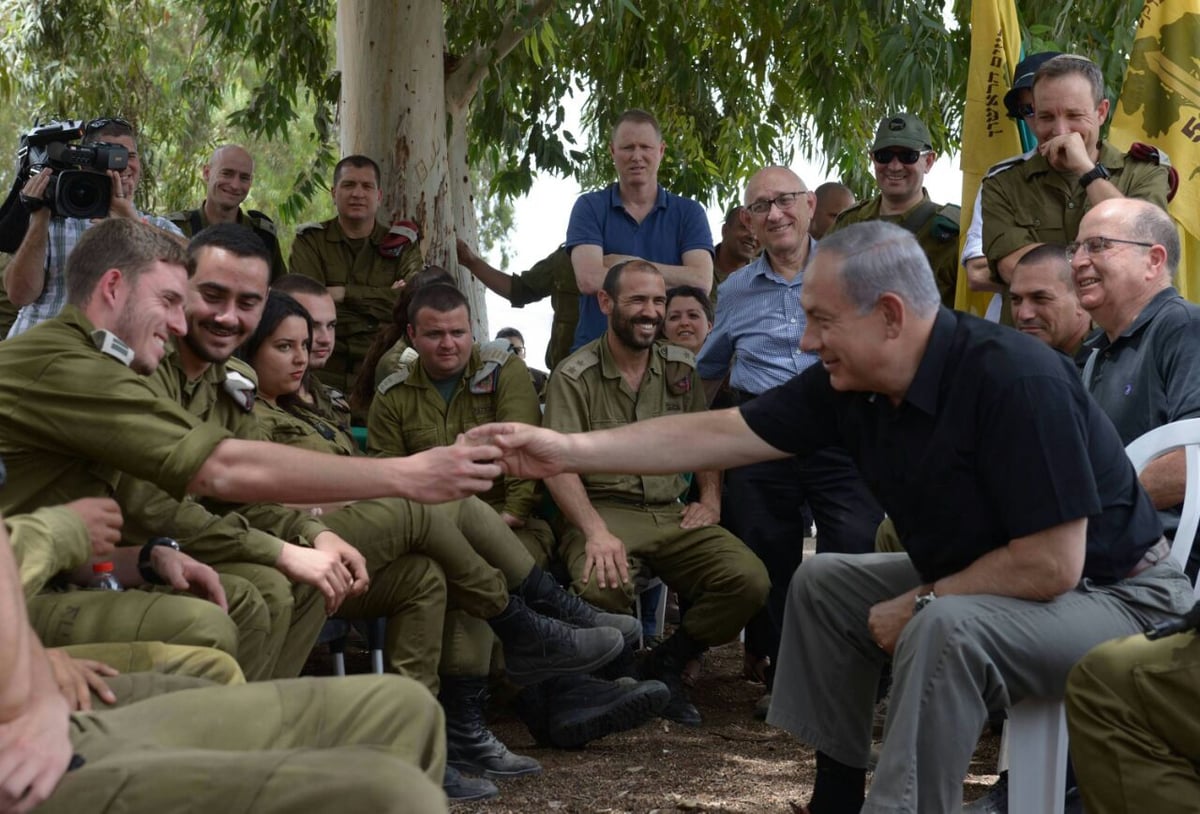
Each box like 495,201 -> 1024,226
542,258 -> 769,726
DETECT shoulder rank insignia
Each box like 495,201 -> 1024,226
662,343 -> 696,396
379,219 -> 420,258
470,339 -> 511,395
91,330 -> 135,367
294,221 -> 325,236
223,369 -> 257,413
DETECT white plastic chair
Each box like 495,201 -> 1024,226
1006,417 -> 1200,814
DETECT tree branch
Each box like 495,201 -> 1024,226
445,0 -> 557,110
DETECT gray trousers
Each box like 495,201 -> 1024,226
767,552 -> 1194,814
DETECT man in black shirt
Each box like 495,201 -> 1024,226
470,221 -> 1193,814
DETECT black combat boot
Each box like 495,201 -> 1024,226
515,673 -> 671,749
518,565 -> 641,648
488,595 -> 624,685
637,628 -> 706,727
440,675 -> 542,779
442,765 -> 499,801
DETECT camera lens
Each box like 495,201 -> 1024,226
55,171 -> 111,219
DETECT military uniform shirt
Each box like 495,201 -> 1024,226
0,306 -> 229,515
507,247 -> 579,371
982,141 -> 1170,275
828,190 -> 960,308
368,343 -> 543,519
168,204 -> 288,281
544,336 -> 705,505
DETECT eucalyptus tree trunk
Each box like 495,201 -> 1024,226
335,0 -> 487,334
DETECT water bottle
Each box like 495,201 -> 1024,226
88,561 -> 123,591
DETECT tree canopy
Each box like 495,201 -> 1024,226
0,0 -> 1145,236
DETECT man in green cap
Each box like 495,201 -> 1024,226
827,113 -> 960,307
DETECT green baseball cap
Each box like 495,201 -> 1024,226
872,113 -> 933,151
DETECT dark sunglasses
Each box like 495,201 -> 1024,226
85,117 -> 134,134
872,148 -> 930,165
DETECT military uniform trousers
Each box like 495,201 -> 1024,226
560,501 -> 769,647
28,575 -> 268,673
321,497 -> 514,691
213,561 -> 326,681
63,641 -> 245,695
1067,630 -> 1200,814
41,674 -> 449,814
768,552 -> 1194,814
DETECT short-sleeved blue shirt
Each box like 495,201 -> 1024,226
565,183 -> 713,351
740,308 -> 1162,583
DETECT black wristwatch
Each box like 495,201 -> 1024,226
138,537 -> 181,584
1079,163 -> 1111,189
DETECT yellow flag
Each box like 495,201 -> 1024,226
954,0 -> 1024,316
1111,0 -> 1200,302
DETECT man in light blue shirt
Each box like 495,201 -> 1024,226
698,166 -> 882,714
565,109 -> 713,352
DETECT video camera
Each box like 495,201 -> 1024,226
17,120 -> 130,219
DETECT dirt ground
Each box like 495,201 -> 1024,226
311,636 -> 1002,813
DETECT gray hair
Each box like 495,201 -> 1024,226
814,221 -> 941,318
1130,201 -> 1181,280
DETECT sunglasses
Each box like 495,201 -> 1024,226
872,148 -> 931,165
85,117 -> 134,134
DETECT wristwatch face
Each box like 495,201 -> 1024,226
914,592 -> 936,613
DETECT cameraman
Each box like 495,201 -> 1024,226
5,118 -> 183,338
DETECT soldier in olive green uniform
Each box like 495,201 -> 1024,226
545,260 -> 769,726
290,156 -> 424,397
0,297 -> 282,675
10,503 -> 246,694
368,338 -> 555,567
168,208 -> 285,281
168,144 -> 288,281
458,240 -> 580,371
1066,630 -> 1200,813
827,113 -> 960,308
981,54 -> 1171,283
982,141 -> 1169,275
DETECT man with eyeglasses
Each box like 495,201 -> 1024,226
6,117 -> 184,337
982,54 -> 1172,286
827,113 -> 960,307
565,109 -> 714,354
698,166 -> 883,718
1073,198 -> 1200,574
495,326 -> 549,398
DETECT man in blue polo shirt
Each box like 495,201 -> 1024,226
566,109 -> 714,352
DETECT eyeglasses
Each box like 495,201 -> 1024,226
1015,104 -> 1035,120
872,148 -> 931,165
508,345 -> 526,357
85,117 -> 133,134
746,191 -> 807,216
1065,236 -> 1155,258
